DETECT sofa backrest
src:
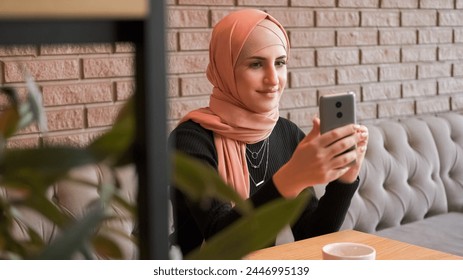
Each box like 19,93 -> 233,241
341,112 -> 463,232
424,113 -> 463,213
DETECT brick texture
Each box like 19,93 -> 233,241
316,10 -> 360,27
361,47 -> 400,64
338,0 -> 379,8
83,56 -> 134,78
381,0 -> 418,8
2,2 -> 463,148
337,28 -> 378,46
46,108 -> 85,131
4,59 -> 80,82
40,43 -> 112,55
0,45 -> 37,57
419,28 -> 453,44
87,104 -> 124,128
42,83 -> 113,106
421,0 -> 453,9
361,11 -> 400,27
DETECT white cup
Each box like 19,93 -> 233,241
322,242 -> 376,260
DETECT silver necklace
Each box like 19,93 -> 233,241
246,138 -> 268,159
245,138 -> 268,169
247,138 -> 270,187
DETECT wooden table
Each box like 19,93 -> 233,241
244,230 -> 463,260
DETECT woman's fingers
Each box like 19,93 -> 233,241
331,148 -> 357,169
323,124 -> 368,170
319,124 -> 358,148
274,122 -> 369,197
321,125 -> 357,157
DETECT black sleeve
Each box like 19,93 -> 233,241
291,178 -> 359,241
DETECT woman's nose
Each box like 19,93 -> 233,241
264,66 -> 278,85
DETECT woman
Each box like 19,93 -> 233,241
169,9 -> 369,256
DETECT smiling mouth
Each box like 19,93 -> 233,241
258,89 -> 279,94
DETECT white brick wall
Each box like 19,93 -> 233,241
2,1 -> 463,146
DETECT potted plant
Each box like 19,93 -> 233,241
0,78 -> 309,259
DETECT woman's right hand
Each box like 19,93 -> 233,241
273,116 -> 360,198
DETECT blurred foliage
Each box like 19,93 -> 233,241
0,81 -> 309,260
0,83 -> 135,259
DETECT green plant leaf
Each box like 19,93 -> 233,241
87,99 -> 135,165
92,234 -> 123,260
172,152 -> 252,215
99,183 -> 117,206
112,193 -> 137,217
0,147 -> 98,191
0,82 -> 47,138
24,194 -> 70,227
0,199 -> 27,258
0,82 -> 135,260
0,207 -> 39,259
37,204 -> 106,260
25,74 -> 48,132
0,107 -> 20,139
0,86 -> 21,138
186,190 -> 310,260
0,86 -> 19,104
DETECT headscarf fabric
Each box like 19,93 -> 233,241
179,9 -> 290,199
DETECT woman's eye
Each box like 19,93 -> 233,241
248,59 -> 286,69
276,60 -> 287,67
249,62 -> 262,68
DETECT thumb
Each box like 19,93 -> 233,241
305,115 -> 321,142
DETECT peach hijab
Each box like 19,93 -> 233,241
180,9 -> 290,199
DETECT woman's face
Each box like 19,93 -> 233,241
234,23 -> 288,114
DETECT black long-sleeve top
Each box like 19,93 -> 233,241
169,117 -> 359,256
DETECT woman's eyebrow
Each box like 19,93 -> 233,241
246,55 -> 287,60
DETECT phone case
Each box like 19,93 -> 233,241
319,92 -> 356,134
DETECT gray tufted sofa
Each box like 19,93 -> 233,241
339,112 -> 463,257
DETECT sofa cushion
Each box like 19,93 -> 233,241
375,212 -> 463,257
422,113 -> 463,213
341,116 -> 449,232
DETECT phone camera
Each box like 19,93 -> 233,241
336,101 -> 342,108
337,112 -> 343,118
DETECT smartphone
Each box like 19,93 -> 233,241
319,91 -> 357,134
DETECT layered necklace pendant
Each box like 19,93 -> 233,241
250,151 -> 259,160
246,138 -> 270,187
